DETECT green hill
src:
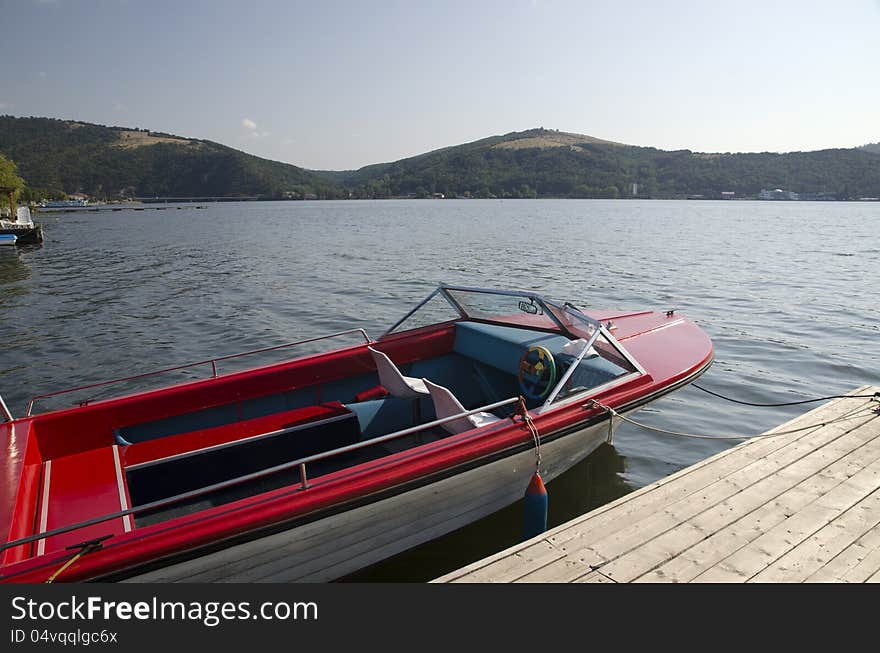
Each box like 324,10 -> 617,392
2,117 -> 879,201
0,116 -> 346,200
317,128 -> 880,199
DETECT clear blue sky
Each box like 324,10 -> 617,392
2,0 -> 879,169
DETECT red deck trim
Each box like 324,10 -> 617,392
0,420 -> 35,556
28,326 -> 455,462
1,460 -> 40,565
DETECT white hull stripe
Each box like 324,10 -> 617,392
618,318 -> 685,340
112,445 -> 132,532
37,460 -> 52,556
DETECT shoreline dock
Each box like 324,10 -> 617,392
37,205 -> 208,214
435,385 -> 880,583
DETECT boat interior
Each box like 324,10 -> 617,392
4,287 -> 640,561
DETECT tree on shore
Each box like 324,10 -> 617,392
0,152 -> 25,209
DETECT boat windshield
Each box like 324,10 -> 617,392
384,285 -> 602,337
384,286 -> 642,408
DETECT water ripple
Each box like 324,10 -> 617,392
2,200 -> 879,576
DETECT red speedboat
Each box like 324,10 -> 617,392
0,285 -> 712,582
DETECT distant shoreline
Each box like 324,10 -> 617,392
5,119 -> 880,208
29,196 -> 880,212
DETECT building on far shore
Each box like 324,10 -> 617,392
759,188 -> 837,201
759,188 -> 799,200
798,191 -> 836,201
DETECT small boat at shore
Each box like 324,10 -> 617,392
0,234 -> 16,246
0,207 -> 43,245
0,285 -> 713,582
40,199 -> 88,208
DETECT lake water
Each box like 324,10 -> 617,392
1,199 -> 877,580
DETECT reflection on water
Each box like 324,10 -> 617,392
0,246 -> 36,334
0,200 -> 877,580
0,247 -> 35,285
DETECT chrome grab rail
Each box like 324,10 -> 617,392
0,393 -> 13,422
24,328 -> 372,417
0,395 -> 521,554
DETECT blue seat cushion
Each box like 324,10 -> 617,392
345,397 -> 436,440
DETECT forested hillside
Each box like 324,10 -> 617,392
0,116 -> 346,200
319,129 -> 880,199
2,117 -> 879,201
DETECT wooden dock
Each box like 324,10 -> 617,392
38,205 -> 207,214
435,385 -> 880,583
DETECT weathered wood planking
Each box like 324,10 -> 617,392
435,386 -> 880,583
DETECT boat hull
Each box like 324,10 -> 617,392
120,417 -> 614,582
0,224 -> 43,244
0,288 -> 714,583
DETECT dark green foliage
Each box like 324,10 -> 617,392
2,118 -> 878,201
322,128 -> 880,199
0,116 -> 346,200
0,152 -> 25,208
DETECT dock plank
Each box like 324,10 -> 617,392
693,442 -> 880,582
450,541 -> 564,583
806,514 -> 880,583
546,391 -> 876,554
839,542 -> 880,582
573,571 -> 616,583
513,557 -> 595,583
637,428 -> 880,582
549,404 -> 879,580
436,386 -> 880,583
752,490 -> 880,582
693,455 -> 880,582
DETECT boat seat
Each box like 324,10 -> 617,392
423,379 -> 503,435
124,406 -> 361,509
345,396 -> 430,440
368,346 -> 429,399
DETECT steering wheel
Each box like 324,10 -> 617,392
517,346 -> 557,401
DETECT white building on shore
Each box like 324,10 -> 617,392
759,188 -> 799,200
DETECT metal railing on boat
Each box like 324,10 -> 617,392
23,328 -> 372,417
0,395 -> 521,555
0,394 -> 13,423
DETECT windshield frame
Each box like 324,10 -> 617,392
383,285 -> 647,410
383,284 -> 600,338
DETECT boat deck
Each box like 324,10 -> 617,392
435,385 -> 880,583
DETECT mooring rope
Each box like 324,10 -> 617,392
588,396 -> 879,441
516,396 -> 542,469
44,536 -> 110,583
692,383 -> 880,408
